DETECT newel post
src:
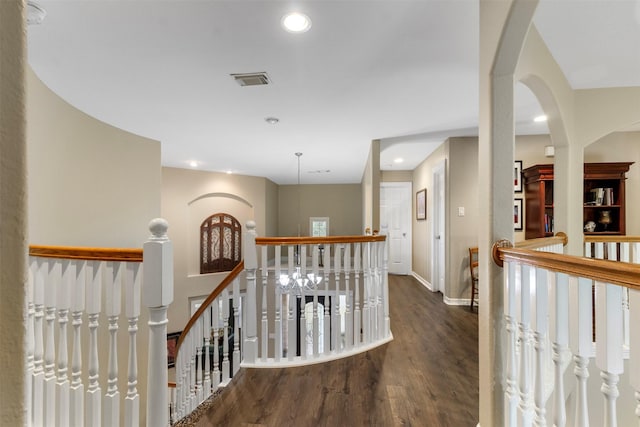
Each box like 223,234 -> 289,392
244,221 -> 258,364
143,219 -> 173,427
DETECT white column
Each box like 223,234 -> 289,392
143,218 -> 173,427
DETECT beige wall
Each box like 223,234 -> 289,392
27,69 -> 161,247
161,166 -> 276,331
411,142 -> 446,287
362,140 -> 380,232
278,184 -> 363,237
26,68 -> 162,425
381,170 -> 413,182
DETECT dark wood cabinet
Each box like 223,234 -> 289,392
523,162 -> 633,239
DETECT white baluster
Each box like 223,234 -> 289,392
104,261 -> 123,426
595,242 -> 604,260
56,259 -> 72,427
362,242 -> 371,345
287,245 -> 296,361
595,281 -> 624,427
44,259 -> 58,425
222,288 -> 230,382
188,333 -> 196,410
261,245 -> 269,362
323,244 -> 331,355
143,218 -> 173,427
85,260 -> 102,426
353,243 -> 361,348
619,243 -> 631,351
333,244 -> 342,352
124,261 -> 141,427
569,276 -> 593,427
312,244 -> 320,357
628,288 -> 640,423
381,239 -> 391,338
344,244 -> 352,351
195,321 -> 203,404
550,272 -> 568,427
69,260 -> 86,427
33,258 -> 46,427
243,220 -> 258,364
585,241 -> 592,258
212,300 -> 220,387
376,240 -> 386,339
202,306 -> 212,397
531,267 -> 549,427
232,277 -> 241,375
518,264 -> 534,427
300,244 -> 307,360
26,259 -> 35,427
274,246 -> 282,361
504,261 -> 518,427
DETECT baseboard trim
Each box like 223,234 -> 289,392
410,272 -> 434,291
443,296 -> 471,306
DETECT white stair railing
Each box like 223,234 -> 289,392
495,237 -> 640,427
169,221 -> 393,424
27,218 -> 172,427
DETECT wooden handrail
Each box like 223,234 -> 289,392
29,244 -> 143,262
584,235 -> 640,243
494,246 -> 640,290
255,235 -> 386,245
174,261 -> 245,356
515,232 -> 568,250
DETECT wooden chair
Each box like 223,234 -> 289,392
469,247 -> 479,312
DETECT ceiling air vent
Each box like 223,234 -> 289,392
231,72 -> 270,87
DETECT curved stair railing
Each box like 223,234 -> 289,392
170,221 -> 393,424
26,219 -> 173,427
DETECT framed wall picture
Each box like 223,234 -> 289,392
416,188 -> 426,220
167,331 -> 181,368
514,198 -> 523,231
514,160 -> 523,193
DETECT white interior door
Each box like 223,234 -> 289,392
432,160 -> 446,293
380,182 -> 412,275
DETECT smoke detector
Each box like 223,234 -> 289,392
231,72 -> 270,87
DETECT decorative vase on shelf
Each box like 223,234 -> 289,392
598,210 -> 612,231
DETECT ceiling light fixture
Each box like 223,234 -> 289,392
394,158 -> 404,164
281,12 -> 312,33
534,114 -> 548,123
265,117 -> 279,124
226,170 -> 233,175
189,161 -> 198,168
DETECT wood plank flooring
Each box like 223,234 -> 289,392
178,274 -> 479,427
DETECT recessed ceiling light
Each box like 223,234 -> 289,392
189,161 -> 198,168
265,117 -> 279,124
281,12 -> 312,33
226,170 -> 233,175
394,158 -> 404,164
534,115 -> 548,123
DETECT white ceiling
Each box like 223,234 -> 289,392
27,1 -> 640,185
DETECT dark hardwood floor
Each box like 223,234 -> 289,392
178,274 -> 479,427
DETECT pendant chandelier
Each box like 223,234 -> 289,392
277,152 -> 322,294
